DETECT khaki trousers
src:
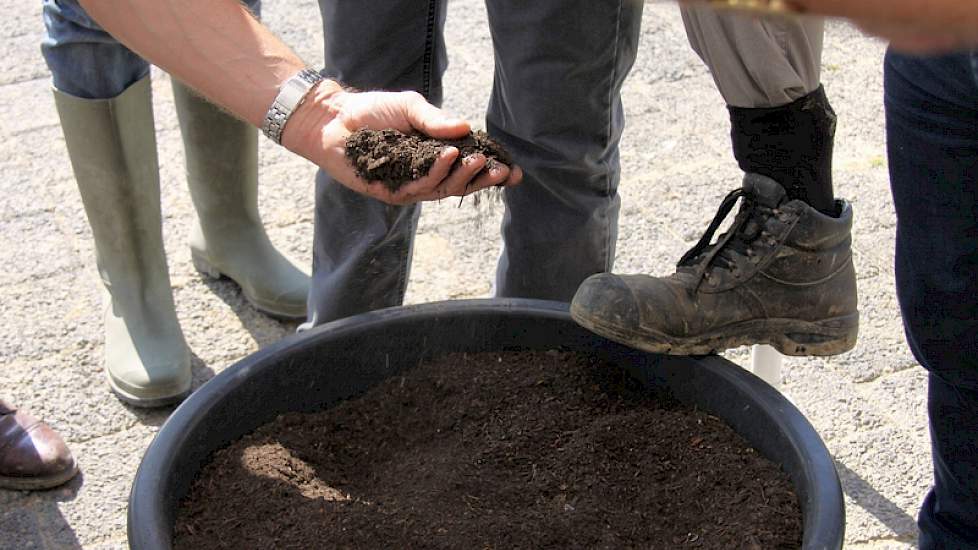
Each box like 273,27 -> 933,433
683,6 -> 824,108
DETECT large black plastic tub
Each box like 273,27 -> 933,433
128,299 -> 844,549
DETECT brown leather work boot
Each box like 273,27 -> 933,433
571,174 -> 859,356
0,400 -> 78,490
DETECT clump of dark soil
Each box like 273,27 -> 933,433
174,351 -> 802,549
346,128 -> 512,192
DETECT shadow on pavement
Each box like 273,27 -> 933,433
0,471 -> 84,550
835,459 -> 919,541
199,276 -> 300,349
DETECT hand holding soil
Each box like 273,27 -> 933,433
346,128 -> 514,194
284,88 -> 520,205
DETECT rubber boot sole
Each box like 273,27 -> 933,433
0,460 -> 79,491
106,370 -> 190,409
570,304 -> 859,357
192,252 -> 306,322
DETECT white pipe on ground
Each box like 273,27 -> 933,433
750,344 -> 783,390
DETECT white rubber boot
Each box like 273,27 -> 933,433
54,76 -> 191,407
173,81 -> 309,321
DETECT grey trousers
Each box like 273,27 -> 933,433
304,1 -> 824,327
305,0 -> 643,327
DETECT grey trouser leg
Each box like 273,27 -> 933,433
681,7 -> 824,108
304,1 -> 448,327
488,0 -> 643,300
307,0 -> 641,325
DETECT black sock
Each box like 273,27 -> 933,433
728,85 -> 837,216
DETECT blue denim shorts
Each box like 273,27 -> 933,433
41,0 -> 261,99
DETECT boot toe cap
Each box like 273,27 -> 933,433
105,351 -> 192,406
571,273 -> 642,334
243,281 -> 309,320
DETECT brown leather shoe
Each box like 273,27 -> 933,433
0,400 -> 78,490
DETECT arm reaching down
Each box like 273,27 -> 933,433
786,0 -> 978,53
77,0 -> 520,204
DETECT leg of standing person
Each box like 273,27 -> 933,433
42,0 -> 192,406
42,0 -> 305,406
302,0 -> 448,328
884,49 -> 978,549
171,0 -> 309,322
572,8 -> 858,357
684,8 -> 835,212
486,0 -> 644,301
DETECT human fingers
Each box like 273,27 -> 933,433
400,91 -> 471,140
502,165 -> 523,187
325,134 -> 462,205
368,146 -> 462,205
392,152 -> 491,203
437,155 -> 511,199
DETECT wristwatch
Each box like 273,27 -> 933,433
261,68 -> 325,145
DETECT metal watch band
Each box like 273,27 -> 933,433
261,68 -> 325,145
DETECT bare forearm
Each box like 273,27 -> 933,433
791,0 -> 978,23
75,0 -> 521,204
78,0 -> 305,126
788,0 -> 978,52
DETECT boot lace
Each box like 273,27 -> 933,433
677,188 -> 787,291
